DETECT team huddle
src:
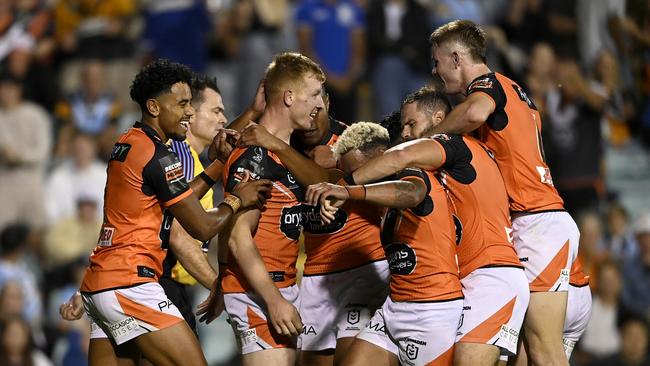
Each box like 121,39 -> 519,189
59,20 -> 591,366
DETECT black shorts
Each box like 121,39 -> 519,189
158,276 -> 197,336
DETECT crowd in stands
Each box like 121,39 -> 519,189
0,0 -> 649,365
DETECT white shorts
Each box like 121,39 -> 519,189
455,267 -> 529,356
82,282 -> 184,345
358,297 -> 463,366
512,211 -> 579,292
563,284 -> 593,358
299,260 -> 389,351
224,285 -> 300,355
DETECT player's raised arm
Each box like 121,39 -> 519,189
169,173 -> 271,242
427,92 -> 495,135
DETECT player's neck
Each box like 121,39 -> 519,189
185,133 -> 208,153
258,108 -> 293,144
462,63 -> 493,94
140,116 -> 168,142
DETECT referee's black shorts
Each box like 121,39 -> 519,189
159,276 -> 197,336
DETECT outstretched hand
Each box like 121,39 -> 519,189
196,278 -> 224,324
59,292 -> 84,321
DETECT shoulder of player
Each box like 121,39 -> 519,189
466,72 -> 499,93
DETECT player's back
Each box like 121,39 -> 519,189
222,146 -> 303,293
469,72 -> 564,213
81,122 -> 193,293
382,168 -> 462,302
434,134 -> 521,278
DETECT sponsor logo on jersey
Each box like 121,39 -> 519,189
110,143 -> 131,162
469,78 -> 493,91
302,325 -> 317,335
301,205 -> 347,234
385,243 -> 417,275
98,226 -> 115,247
280,205 -> 303,240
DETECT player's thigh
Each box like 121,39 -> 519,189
454,343 -> 500,366
134,321 -> 207,366
242,348 -> 297,366
300,349 -> 334,366
525,291 -> 567,341
89,338 -> 140,366
334,336 -> 356,366
340,338 -> 398,366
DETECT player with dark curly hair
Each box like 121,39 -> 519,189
60,59 -> 272,366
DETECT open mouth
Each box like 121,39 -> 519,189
309,111 -> 318,120
180,121 -> 189,130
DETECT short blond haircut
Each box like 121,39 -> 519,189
265,52 -> 325,99
429,20 -> 486,63
333,122 -> 390,157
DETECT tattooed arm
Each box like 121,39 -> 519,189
306,177 -> 426,210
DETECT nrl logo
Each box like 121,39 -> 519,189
406,343 -> 419,360
347,309 -> 360,325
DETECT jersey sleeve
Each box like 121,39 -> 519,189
431,134 -> 476,185
143,144 -> 192,207
224,147 -> 267,193
466,73 -> 507,130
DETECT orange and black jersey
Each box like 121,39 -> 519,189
222,146 -> 303,293
467,72 -> 565,213
431,134 -> 522,279
81,122 -> 193,293
381,168 -> 462,302
296,117 -> 385,275
570,257 -> 590,287
301,202 -> 385,275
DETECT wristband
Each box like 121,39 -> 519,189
342,173 -> 356,185
345,185 -> 366,200
221,195 -> 241,213
198,171 -> 217,187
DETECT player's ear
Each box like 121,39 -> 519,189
432,110 -> 445,126
146,98 -> 160,117
452,51 -> 460,68
284,90 -> 294,107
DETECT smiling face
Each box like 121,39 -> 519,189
155,82 -> 194,141
295,91 -> 330,147
190,87 -> 227,146
289,73 -> 325,131
431,44 -> 464,95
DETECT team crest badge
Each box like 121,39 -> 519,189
347,309 -> 360,325
406,343 -> 419,360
